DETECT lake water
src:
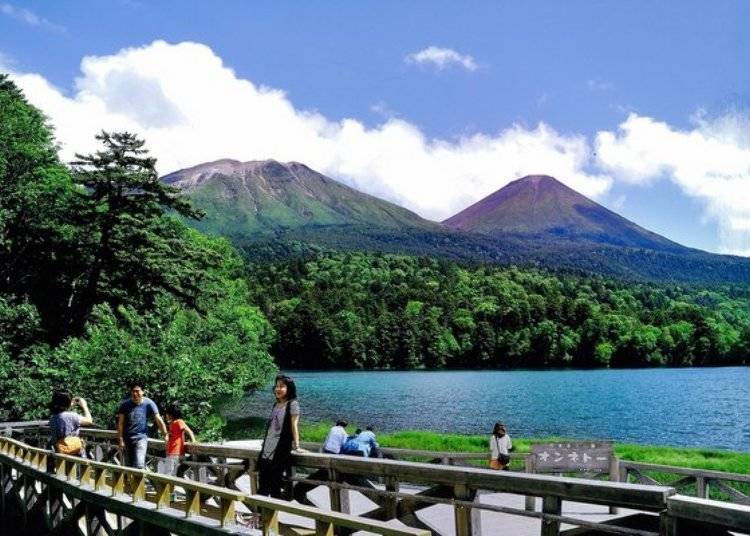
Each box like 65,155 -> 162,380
225,367 -> 750,451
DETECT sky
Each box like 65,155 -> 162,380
2,1 -> 750,255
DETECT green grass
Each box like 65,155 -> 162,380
300,423 -> 750,476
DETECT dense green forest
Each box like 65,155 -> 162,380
0,75 -> 276,436
247,253 -> 750,369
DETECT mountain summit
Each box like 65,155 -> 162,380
162,159 -> 437,237
443,175 -> 683,252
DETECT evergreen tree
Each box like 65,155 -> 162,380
68,131 -> 208,333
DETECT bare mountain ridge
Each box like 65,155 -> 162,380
443,175 -> 684,252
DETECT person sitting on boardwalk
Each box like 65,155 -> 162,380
258,374 -> 301,498
48,392 -> 93,457
489,422 -> 512,470
116,379 -> 168,469
163,403 -> 196,476
341,426 -> 380,457
322,419 -> 348,454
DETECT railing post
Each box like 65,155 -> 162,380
541,495 -> 561,536
261,506 -> 280,535
384,476 -> 399,519
131,473 -> 145,502
525,455 -> 536,511
185,489 -> 200,517
155,481 -> 172,509
315,519 -> 335,536
453,483 -> 473,536
660,510 -> 677,536
328,468 -> 342,513
219,497 -> 235,527
696,476 -> 708,498
609,457 -> 620,515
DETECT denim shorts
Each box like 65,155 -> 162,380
124,437 -> 148,469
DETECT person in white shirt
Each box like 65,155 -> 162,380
323,420 -> 348,454
489,422 -> 512,470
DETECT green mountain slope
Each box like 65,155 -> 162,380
162,159 -> 439,238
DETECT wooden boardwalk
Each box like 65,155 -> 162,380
2,423 -> 750,535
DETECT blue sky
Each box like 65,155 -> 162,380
2,1 -> 750,255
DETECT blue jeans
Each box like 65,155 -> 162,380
124,437 -> 148,469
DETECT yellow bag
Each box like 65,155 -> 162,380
55,436 -> 83,455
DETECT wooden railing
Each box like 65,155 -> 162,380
0,435 -> 430,536
5,422 -> 750,536
620,460 -> 750,506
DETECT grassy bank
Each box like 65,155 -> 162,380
299,423 -> 750,475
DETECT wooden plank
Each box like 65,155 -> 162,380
667,494 -> 750,532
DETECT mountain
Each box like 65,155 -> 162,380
163,161 -> 750,284
162,159 -> 438,238
443,175 -> 684,252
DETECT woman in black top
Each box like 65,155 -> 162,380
257,374 -> 301,498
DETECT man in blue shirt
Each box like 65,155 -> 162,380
117,380 -> 168,469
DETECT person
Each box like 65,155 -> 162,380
341,428 -> 364,456
489,422 -> 512,470
341,426 -> 380,457
116,380 -> 168,469
293,418 -> 346,505
322,420 -> 348,454
48,392 -> 93,456
257,374 -> 301,498
164,403 -> 196,475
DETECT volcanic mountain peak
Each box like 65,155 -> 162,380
161,158 -> 438,235
444,174 -> 682,252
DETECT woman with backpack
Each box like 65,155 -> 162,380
489,422 -> 512,470
48,391 -> 94,457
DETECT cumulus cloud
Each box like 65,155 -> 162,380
404,46 -> 478,72
8,40 -> 611,221
596,112 -> 750,255
10,40 -> 750,255
0,2 -> 63,31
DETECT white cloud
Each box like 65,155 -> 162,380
8,40 -> 612,222
404,46 -> 478,72
587,79 -> 614,92
0,2 -> 63,31
596,112 -> 750,255
9,40 -> 750,255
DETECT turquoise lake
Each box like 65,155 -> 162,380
227,367 -> 750,451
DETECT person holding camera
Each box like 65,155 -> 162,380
49,392 -> 94,457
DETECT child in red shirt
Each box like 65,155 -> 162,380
164,404 -> 196,475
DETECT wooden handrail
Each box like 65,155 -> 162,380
621,460 -> 750,484
0,435 -> 430,536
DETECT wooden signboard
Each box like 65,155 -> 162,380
530,441 -> 613,473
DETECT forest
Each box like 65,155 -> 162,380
0,75 -> 276,436
247,253 -> 750,370
1,74 -> 748,437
